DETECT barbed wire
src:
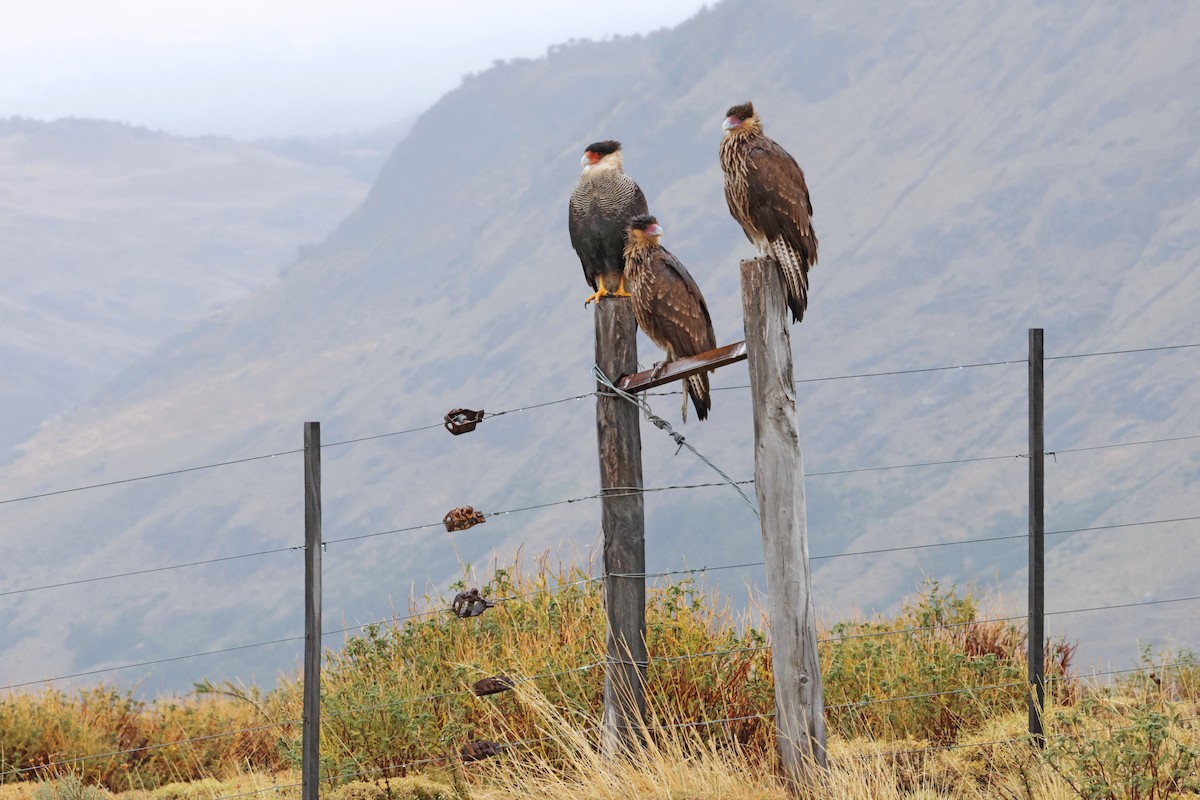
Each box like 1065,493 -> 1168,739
0,718 -> 297,780
0,393 -> 599,508
0,544 -> 300,598
320,575 -> 603,640
3,635 -> 303,691
1045,342 -> 1200,361
11,513 -> 1199,690
0,447 -> 305,507
482,392 -> 597,420
605,512 -> 1199,579
11,459 -> 1198,604
1049,432 -> 1200,456
855,712 -> 1200,762
13,580 -> 1197,694
319,655 -> 1200,732
1046,593 -> 1200,619
593,364 -> 759,518
708,357 -> 1027,393
821,592 -> 1200,646
6,338 -> 1197,509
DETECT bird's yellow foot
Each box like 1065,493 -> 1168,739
612,276 -> 633,298
585,275 -> 611,306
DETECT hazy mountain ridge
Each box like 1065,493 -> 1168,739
2,0 -> 1198,695
254,117 -> 418,184
0,116 -> 388,458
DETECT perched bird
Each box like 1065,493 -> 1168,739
623,214 -> 717,422
719,101 -> 818,323
568,140 -> 649,305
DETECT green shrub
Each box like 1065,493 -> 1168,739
822,580 -> 1072,744
31,777 -> 109,800
1044,692 -> 1200,799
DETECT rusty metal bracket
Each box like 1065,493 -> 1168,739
443,506 -> 486,532
452,588 -> 495,618
472,675 -> 515,697
444,408 -> 485,435
461,740 -> 505,762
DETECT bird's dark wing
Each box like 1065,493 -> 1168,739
633,246 -> 717,420
638,247 -> 716,356
568,189 -> 603,289
568,176 -> 650,289
743,138 -> 818,268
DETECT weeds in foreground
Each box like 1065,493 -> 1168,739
3,555 -> 1196,799
0,687 -> 288,791
824,579 -> 1075,744
1043,650 -> 1200,800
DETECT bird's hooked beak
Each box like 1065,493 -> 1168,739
722,115 -> 741,131
646,222 -> 664,238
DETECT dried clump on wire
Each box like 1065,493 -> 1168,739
443,506 -> 486,532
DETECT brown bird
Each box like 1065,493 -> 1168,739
719,101 -> 818,323
568,140 -> 649,305
623,214 -> 717,422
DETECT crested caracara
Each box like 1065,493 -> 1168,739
568,140 -> 649,305
623,214 -> 717,422
719,101 -> 818,323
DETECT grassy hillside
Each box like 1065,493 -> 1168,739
0,0 -> 1198,697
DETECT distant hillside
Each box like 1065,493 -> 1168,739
254,117 -> 416,184
0,117 -> 384,456
1,0 -> 1197,696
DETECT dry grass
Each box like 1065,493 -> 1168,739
0,687 -> 288,791
2,556 -> 1198,799
465,683 -> 1083,800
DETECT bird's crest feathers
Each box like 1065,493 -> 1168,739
724,102 -> 755,121
584,140 -> 622,156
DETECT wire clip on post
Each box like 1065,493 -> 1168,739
472,675 -> 515,697
461,741 -> 506,762
444,408 -> 485,435
443,506 -> 486,532
452,589 -> 495,618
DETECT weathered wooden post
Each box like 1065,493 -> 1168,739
302,422 -> 322,800
594,298 -> 648,755
740,257 -> 828,787
1027,328 -> 1046,747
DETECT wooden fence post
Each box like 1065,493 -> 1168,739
740,258 -> 828,788
1027,329 -> 1045,747
303,422 -> 322,800
594,298 -> 648,755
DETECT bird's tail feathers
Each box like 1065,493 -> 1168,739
685,371 -> 712,422
771,241 -> 810,324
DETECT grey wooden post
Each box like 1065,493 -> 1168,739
740,257 -> 828,789
594,298 -> 647,755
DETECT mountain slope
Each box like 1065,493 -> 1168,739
1,0 -> 1198,695
0,117 -> 382,456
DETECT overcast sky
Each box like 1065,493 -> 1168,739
0,0 -> 711,140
